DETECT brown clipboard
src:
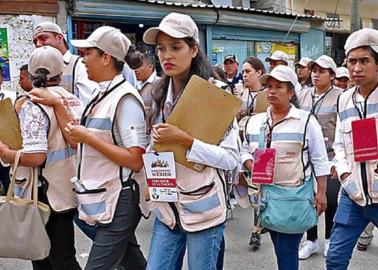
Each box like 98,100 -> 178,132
254,91 -> 269,113
153,75 -> 242,171
0,98 -> 22,150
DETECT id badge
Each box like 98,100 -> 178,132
351,118 -> 378,162
142,152 -> 178,202
252,148 -> 276,185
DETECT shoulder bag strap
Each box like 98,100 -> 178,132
6,150 -> 22,202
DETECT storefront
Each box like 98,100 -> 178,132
68,0 -> 327,71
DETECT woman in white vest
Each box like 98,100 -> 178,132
0,46 -> 82,269
142,12 -> 239,270
240,65 -> 329,270
67,26 -> 147,270
298,55 -> 343,259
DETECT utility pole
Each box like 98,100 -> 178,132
350,0 -> 361,33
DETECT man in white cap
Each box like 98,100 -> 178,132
327,28 -> 378,270
33,21 -> 98,106
295,57 -> 313,89
265,50 -> 289,71
334,67 -> 350,90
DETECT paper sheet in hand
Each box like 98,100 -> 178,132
0,98 -> 22,150
351,118 -> 378,162
154,75 -> 242,171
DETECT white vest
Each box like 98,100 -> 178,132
14,86 -> 82,212
299,86 -> 342,159
337,86 -> 378,206
77,78 -> 147,225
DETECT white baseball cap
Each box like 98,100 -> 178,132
33,21 -> 68,48
295,57 -> 312,67
345,28 -> 378,56
28,46 -> 64,79
71,26 -> 131,63
335,67 -> 350,80
265,50 -> 289,64
143,12 -> 199,44
259,65 -> 298,87
308,55 -> 337,74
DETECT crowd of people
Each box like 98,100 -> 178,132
0,12 -> 377,270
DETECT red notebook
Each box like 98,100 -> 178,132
351,118 -> 378,162
252,148 -> 276,184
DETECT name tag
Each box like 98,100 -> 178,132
143,152 -> 178,202
252,148 -> 276,185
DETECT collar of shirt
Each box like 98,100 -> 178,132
97,74 -> 125,94
62,50 -> 73,65
266,104 -> 301,125
137,70 -> 158,90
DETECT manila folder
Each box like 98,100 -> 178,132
0,98 -> 22,150
154,75 -> 242,171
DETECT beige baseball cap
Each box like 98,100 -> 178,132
265,50 -> 289,64
70,26 -> 131,63
335,67 -> 350,80
259,65 -> 298,86
28,46 -> 64,79
33,21 -> 68,48
308,55 -> 337,74
295,57 -> 312,67
33,21 -> 64,36
143,12 -> 199,44
345,28 -> 378,56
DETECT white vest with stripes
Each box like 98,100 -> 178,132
337,86 -> 378,206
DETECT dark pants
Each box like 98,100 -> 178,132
0,164 -> 10,194
307,175 -> 340,241
85,188 -> 146,270
270,230 -> 303,270
32,210 -> 81,270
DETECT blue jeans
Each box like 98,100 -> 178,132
147,218 -> 224,270
269,230 -> 303,270
326,191 -> 378,270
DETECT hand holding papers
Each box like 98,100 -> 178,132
153,75 -> 242,171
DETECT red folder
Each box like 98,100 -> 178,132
252,148 -> 276,184
351,118 -> 378,162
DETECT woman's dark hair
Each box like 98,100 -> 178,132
94,45 -> 144,73
287,82 -> 300,108
243,57 -> 266,75
149,37 -> 213,125
32,68 -> 60,88
212,65 -> 228,84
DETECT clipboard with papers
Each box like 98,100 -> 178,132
0,98 -> 22,150
153,75 -> 242,171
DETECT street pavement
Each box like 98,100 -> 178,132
0,206 -> 377,270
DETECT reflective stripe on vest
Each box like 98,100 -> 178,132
46,147 -> 76,164
247,132 -> 304,143
182,193 -> 221,214
81,201 -> 106,216
85,117 -> 112,130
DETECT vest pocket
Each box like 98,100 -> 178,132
149,201 -> 176,229
340,173 -> 364,201
177,180 -> 224,225
341,125 -> 353,155
76,187 -> 109,223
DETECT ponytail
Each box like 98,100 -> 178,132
32,68 -> 49,88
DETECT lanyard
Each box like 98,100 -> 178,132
246,87 -> 265,116
81,78 -> 126,125
161,87 -> 185,123
310,85 -> 333,115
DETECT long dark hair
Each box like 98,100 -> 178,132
243,57 -> 266,75
287,82 -> 300,108
31,68 -> 60,88
149,37 -> 213,125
